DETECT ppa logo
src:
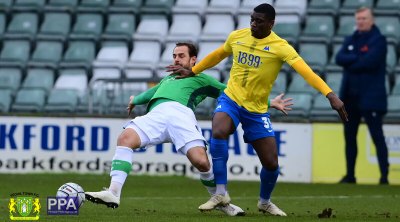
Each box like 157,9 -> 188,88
47,197 -> 80,215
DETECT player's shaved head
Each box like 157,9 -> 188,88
254,3 -> 275,21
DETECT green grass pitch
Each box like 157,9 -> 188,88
1,174 -> 399,222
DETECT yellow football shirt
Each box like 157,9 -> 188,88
223,28 -> 302,113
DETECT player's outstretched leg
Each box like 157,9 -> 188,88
86,146 -> 133,209
86,189 -> 120,209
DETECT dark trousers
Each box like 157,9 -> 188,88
343,103 -> 389,179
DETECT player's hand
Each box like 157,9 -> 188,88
270,93 -> 293,115
166,65 -> 195,79
126,95 -> 135,116
326,92 -> 348,122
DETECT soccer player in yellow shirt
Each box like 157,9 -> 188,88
168,3 -> 348,216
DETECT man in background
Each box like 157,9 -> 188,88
336,7 -> 389,185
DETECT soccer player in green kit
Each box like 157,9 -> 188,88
85,42 -> 293,216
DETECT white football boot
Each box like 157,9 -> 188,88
198,193 -> 231,211
85,189 -> 120,209
216,203 -> 245,216
257,201 -> 287,216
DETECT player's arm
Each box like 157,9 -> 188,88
292,59 -> 348,121
127,84 -> 160,116
192,45 -> 231,74
166,45 -> 231,79
270,93 -> 293,115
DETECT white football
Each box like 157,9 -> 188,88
56,182 -> 85,208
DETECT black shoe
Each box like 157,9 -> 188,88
339,176 -> 356,184
379,177 -> 388,185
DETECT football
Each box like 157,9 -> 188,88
56,182 -> 86,208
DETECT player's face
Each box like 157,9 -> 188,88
355,9 -> 374,32
250,12 -> 274,39
173,46 -> 196,69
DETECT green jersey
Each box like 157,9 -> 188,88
132,73 -> 226,111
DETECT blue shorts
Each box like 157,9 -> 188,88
214,93 -> 275,143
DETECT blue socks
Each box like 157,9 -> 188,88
260,166 -> 279,201
210,138 -> 229,186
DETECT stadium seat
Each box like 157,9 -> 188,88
44,0 -> 79,14
44,88 -> 79,113
59,41 -> 96,71
274,0 -> 307,22
37,12 -> 71,42
298,43 -> 328,74
386,95 -> 400,121
12,0 -> 46,12
325,73 -> 342,94
157,42 -> 175,69
205,0 -> 240,16
0,89 -> 12,112
93,41 -> 129,69
339,0 -> 374,15
4,12 -> 38,41
237,14 -> 250,30
0,40 -> 31,69
108,88 -> 143,114
385,75 -> 390,95
307,0 -> 340,17
280,93 -> 313,119
89,67 -> 121,89
0,68 -> 22,95
0,0 -> 13,15
325,43 -> 343,72
309,94 -> 339,121
102,13 -> 135,43
11,88 -> 46,112
77,0 -> 110,14
125,40 -> 161,72
287,74 -> 319,95
109,0 -> 142,14
172,0 -> 208,17
197,41 -> 227,72
271,72 -> 287,94
77,88 -> 109,114
28,41 -> 64,69
375,17 -> 400,45
0,13 -> 5,39
69,13 -> 103,42
133,14 -> 169,44
273,14 -> 301,46
375,0 -> 400,16
237,0 -> 273,15
391,75 -> 400,95
333,15 -> 355,43
195,97 -> 216,117
54,69 -> 88,96
166,14 -> 201,44
386,44 -> 397,75
124,68 -> 155,81
140,0 -> 174,17
200,14 -> 234,42
21,68 -> 55,93
299,15 -> 335,44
